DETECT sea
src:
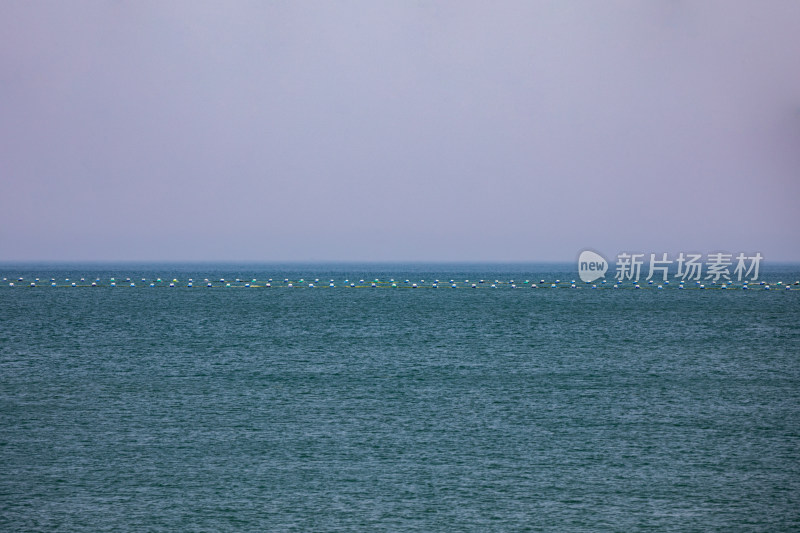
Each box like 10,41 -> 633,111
2,262 -> 799,532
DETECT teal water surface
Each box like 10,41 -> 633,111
2,264 -> 799,531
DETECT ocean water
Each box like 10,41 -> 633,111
2,263 -> 799,531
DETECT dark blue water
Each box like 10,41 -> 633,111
2,263 -> 799,531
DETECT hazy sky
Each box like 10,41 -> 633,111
1,1 -> 798,261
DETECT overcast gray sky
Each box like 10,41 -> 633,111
1,1 -> 798,262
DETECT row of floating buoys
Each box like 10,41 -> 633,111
3,276 -> 798,290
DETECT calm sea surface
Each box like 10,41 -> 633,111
2,263 -> 799,531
